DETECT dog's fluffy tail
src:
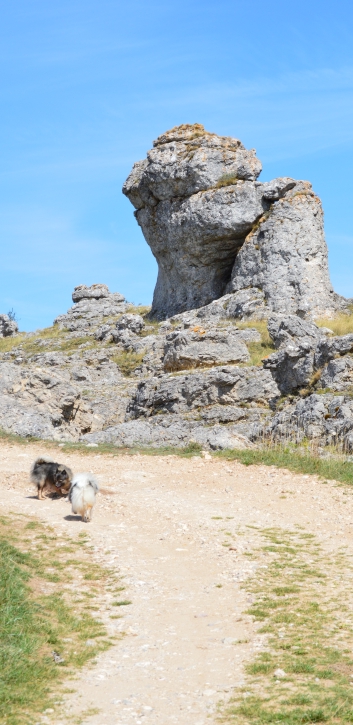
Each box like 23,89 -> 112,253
30,456 -> 55,482
69,473 -> 99,522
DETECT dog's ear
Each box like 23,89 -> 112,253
61,469 -> 67,476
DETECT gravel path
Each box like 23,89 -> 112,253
0,441 -> 352,725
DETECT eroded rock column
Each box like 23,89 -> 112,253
123,123 -> 344,320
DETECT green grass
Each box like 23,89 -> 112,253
0,514 -> 121,725
58,438 -> 203,458
0,333 -> 27,353
125,304 -> 152,317
214,446 -> 353,485
0,325 -> 95,358
220,528 -> 353,725
2,425 -> 353,485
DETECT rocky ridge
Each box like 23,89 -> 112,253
1,282 -> 353,454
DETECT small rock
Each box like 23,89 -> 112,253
274,668 -> 286,679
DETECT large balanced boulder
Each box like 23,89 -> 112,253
123,124 -> 344,320
123,125 -> 266,318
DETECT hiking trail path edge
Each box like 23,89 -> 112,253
1,441 -> 352,725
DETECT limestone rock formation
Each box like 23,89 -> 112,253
2,280 -> 353,453
72,283 -> 112,302
163,329 -> 250,371
126,366 -> 279,420
268,394 -> 353,451
124,124 -> 344,320
227,183 -> 341,318
0,314 -> 18,337
54,284 -> 127,332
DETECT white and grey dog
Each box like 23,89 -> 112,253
69,473 -> 99,522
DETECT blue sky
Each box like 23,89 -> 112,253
1,0 -> 353,330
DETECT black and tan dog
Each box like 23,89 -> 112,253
30,456 -> 73,500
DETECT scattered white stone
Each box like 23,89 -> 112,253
274,668 -> 286,679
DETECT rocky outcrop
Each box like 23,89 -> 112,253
2,280 -> 353,453
163,329 -> 250,371
54,284 -> 127,332
0,314 -> 18,337
268,394 -> 353,452
127,366 -> 279,419
124,124 -> 345,320
319,357 -> 353,392
72,284 -> 112,302
267,314 -> 323,350
0,346 -> 136,441
83,418 -> 255,451
1,127 -> 352,454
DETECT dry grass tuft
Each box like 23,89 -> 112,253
316,311 -> 353,337
216,173 -> 239,188
234,319 -> 275,366
111,350 -> 146,375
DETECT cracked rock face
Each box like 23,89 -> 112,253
127,366 -> 280,420
163,329 -> 250,371
123,124 -> 264,318
227,183 -> 341,318
124,124 -> 343,320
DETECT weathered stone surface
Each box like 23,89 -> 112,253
268,393 -> 353,451
318,356 -> 353,392
54,284 -> 128,332
227,183 -> 343,318
267,315 -> 322,349
116,313 -> 145,334
72,284 -> 120,302
0,339 -> 138,441
124,125 -> 345,320
225,288 -> 267,320
127,366 -> 279,420
0,314 -> 18,337
263,343 -> 315,394
81,417 -> 254,451
0,362 -> 94,440
163,329 -> 249,371
135,181 -> 268,318
123,124 -> 268,318
315,334 -> 353,369
123,123 -> 262,208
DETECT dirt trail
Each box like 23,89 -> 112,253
1,441 -> 353,725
